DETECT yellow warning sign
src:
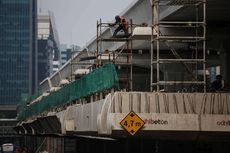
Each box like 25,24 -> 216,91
120,111 -> 145,135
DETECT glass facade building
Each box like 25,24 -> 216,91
0,0 -> 37,106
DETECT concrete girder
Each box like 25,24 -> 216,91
30,119 -> 45,135
22,122 -> 34,135
19,92 -> 230,141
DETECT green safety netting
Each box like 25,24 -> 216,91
18,62 -> 119,121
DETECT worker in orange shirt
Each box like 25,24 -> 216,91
109,15 -> 129,37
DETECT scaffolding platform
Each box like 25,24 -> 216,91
151,0 -> 206,92
96,19 -> 135,90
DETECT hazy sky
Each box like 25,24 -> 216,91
39,0 -> 133,48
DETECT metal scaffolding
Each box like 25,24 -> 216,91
96,19 -> 134,91
151,0 -> 206,92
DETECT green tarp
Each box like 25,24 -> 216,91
18,62 -> 119,121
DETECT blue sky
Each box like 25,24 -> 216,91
39,0 -> 133,47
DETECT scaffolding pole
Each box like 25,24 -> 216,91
96,19 -> 134,91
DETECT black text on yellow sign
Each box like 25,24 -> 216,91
120,111 -> 145,136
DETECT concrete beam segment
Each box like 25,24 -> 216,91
37,117 -> 54,134
23,92 -> 230,138
64,105 -> 77,133
40,50 -> 93,92
13,125 -> 26,134
45,115 -> 62,134
22,122 -> 33,135
201,114 -> 230,132
60,100 -> 104,134
30,119 -> 45,134
111,113 -> 199,131
132,27 -> 153,40
97,92 -> 230,136
56,111 -> 65,134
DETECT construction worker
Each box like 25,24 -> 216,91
210,75 -> 224,92
109,15 -> 129,37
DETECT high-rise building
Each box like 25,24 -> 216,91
60,44 -> 68,66
59,44 -> 81,67
0,0 -> 37,117
37,12 -> 60,84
